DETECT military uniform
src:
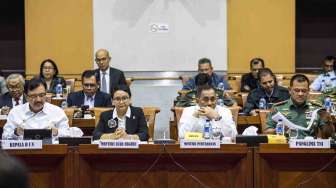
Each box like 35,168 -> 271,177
243,86 -> 290,114
175,89 -> 235,107
316,87 -> 336,105
266,98 -> 329,139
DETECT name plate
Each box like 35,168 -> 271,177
289,139 -> 330,149
98,140 -> 140,149
1,140 -> 42,150
180,140 -> 220,149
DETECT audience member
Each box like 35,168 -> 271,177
2,77 -> 69,139
265,74 -> 335,138
93,85 -> 148,141
39,59 -> 66,94
94,49 -> 126,93
67,70 -> 112,108
240,58 -> 265,92
182,58 -> 231,90
0,74 -> 26,115
178,85 -> 237,139
243,68 -> 290,115
310,56 -> 336,92
175,73 -> 235,107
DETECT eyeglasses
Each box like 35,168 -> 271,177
83,83 -> 97,88
113,96 -> 129,102
27,93 -> 46,100
42,67 -> 54,70
95,57 -> 109,62
8,85 -> 22,91
200,96 -> 216,102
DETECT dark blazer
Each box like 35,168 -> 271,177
40,76 -> 66,94
66,90 -> 112,108
95,67 -> 126,93
92,106 -> 148,141
0,92 -> 26,108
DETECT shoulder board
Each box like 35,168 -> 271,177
308,100 -> 323,107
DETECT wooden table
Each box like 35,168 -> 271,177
254,144 -> 336,188
72,118 -> 95,136
5,144 -> 73,188
237,115 -> 262,134
77,144 -> 253,188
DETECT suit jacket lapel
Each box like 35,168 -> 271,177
80,91 -> 85,106
94,92 -> 100,107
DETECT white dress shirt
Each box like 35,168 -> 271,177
112,106 -> 131,130
178,105 -> 237,139
84,94 -> 95,108
310,71 -> 336,91
100,68 -> 110,93
2,102 -> 69,140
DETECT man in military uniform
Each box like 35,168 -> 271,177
243,68 -> 290,115
265,74 -> 335,139
175,73 -> 235,107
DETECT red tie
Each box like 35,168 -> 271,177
15,98 -> 19,106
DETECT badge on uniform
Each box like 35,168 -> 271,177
108,119 -> 117,128
305,111 -> 313,120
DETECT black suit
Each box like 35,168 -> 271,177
0,92 -> 26,108
95,67 -> 126,93
66,90 -> 112,108
92,106 -> 148,141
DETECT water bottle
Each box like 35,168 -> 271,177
321,79 -> 326,92
60,101 -> 68,109
217,82 -> 225,91
55,79 -> 63,98
276,119 -> 284,135
324,97 -> 332,112
217,98 -> 224,107
259,97 -> 267,109
203,119 -> 212,139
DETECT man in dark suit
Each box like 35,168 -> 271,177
92,85 -> 148,141
0,74 -> 26,115
94,49 -> 126,93
67,70 -> 112,108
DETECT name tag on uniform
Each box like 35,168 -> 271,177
98,140 -> 140,149
1,140 -> 42,150
180,139 -> 220,149
289,139 -> 330,148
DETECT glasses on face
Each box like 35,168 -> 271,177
8,85 -> 22,91
292,88 -> 308,94
113,96 -> 129,102
27,93 -> 46,100
95,57 -> 108,63
43,66 -> 54,70
83,83 -> 97,88
200,96 -> 216,103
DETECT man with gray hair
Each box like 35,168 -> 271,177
0,74 -> 26,115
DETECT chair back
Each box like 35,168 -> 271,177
65,78 -> 76,92
93,107 -> 113,126
258,109 -> 271,133
227,106 -> 240,124
141,107 -> 160,140
63,107 -> 75,126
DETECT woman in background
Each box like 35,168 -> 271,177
39,59 -> 66,93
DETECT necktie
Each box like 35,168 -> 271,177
15,98 -> 19,106
101,71 -> 107,93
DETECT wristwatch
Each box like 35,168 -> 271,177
214,115 -> 222,121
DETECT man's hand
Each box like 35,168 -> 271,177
198,107 -> 220,120
16,127 -> 24,136
250,110 -> 258,116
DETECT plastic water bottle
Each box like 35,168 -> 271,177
321,79 -> 326,92
55,80 -> 63,98
60,101 -> 68,109
203,119 -> 212,139
324,97 -> 332,112
217,98 -> 224,107
276,119 -> 284,135
217,82 -> 225,91
259,97 -> 267,109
